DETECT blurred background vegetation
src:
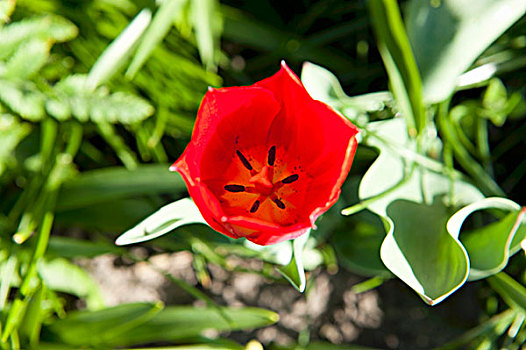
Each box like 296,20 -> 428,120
0,0 -> 525,349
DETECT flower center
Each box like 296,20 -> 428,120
223,145 -> 298,213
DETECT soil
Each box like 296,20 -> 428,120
78,249 -> 484,349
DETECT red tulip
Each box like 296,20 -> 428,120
170,62 -> 359,245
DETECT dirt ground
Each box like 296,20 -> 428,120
78,250 -> 483,349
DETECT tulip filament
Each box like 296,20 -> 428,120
226,146 -> 300,213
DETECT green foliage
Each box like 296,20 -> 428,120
0,0 -> 525,349
44,303 -> 278,348
49,74 -> 154,124
406,0 -> 526,103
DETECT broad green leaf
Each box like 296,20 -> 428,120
132,342 -> 244,350
381,198 -> 470,305
356,118 -> 483,305
277,232 -> 308,292
488,273 -> 526,312
305,342 -> 379,350
406,0 -> 526,103
333,210 -> 390,277
368,0 -> 425,136
1,38 -> 50,80
57,164 -> 184,210
86,9 -> 152,90
126,0 -> 187,78
46,304 -> 278,347
447,197 -> 525,280
44,302 -> 163,347
56,198 -> 159,232
0,79 -> 46,121
37,258 -> 104,310
47,236 -> 123,258
115,198 -> 207,246
112,306 -> 278,347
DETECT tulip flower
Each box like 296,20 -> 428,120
170,62 -> 359,245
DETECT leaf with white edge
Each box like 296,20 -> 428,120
448,197 -> 525,280
277,231 -> 308,292
406,0 -> 526,103
381,197 -> 470,305
115,198 -> 207,246
356,118 -> 483,305
244,239 -> 292,266
301,62 -> 393,119
301,61 -> 348,106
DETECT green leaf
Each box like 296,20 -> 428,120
50,74 -> 154,124
488,273 -> 526,312
300,61 -> 349,106
447,197 -> 525,280
44,302 -> 163,347
57,164 -> 185,211
0,79 -> 46,121
300,61 -> 394,122
0,38 -> 50,80
132,342 -> 245,350
46,304 -> 278,347
126,0 -> 187,78
0,0 -> 15,25
191,0 -> 221,70
115,198 -> 207,246
86,8 -> 152,90
56,198 -> 158,232
333,210 -> 390,277
115,306 -> 278,346
0,113 -> 31,175
47,236 -> 123,259
381,198 -> 470,305
406,0 -> 526,103
37,258 -> 105,310
277,232 -> 308,292
356,118 -> 484,304
0,15 -> 77,59
368,0 -> 425,136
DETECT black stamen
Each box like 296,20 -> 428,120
281,174 -> 299,184
250,200 -> 260,213
224,184 -> 245,192
268,145 -> 276,166
236,150 -> 253,171
273,198 -> 286,209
